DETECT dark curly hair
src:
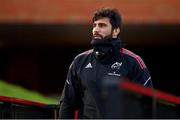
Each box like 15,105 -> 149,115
92,7 -> 122,30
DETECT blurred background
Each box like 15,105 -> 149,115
0,0 -> 179,102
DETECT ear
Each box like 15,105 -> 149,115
112,28 -> 120,38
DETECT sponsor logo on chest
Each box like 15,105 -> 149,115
107,62 -> 122,77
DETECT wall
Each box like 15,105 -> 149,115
0,0 -> 179,24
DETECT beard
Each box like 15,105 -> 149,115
92,31 -> 113,41
91,34 -> 113,46
92,33 -> 103,39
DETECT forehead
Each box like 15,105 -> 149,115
93,17 -> 111,24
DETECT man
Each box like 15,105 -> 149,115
59,7 -> 153,119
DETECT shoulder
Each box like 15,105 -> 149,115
75,49 -> 93,59
68,49 -> 93,70
71,49 -> 93,65
120,48 -> 146,69
76,49 -> 93,57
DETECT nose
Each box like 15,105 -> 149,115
93,25 -> 100,34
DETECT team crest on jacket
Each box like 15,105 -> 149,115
111,62 -> 122,69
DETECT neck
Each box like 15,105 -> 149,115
91,37 -> 124,64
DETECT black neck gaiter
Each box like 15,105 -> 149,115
91,37 -> 125,64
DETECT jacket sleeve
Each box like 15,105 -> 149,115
129,56 -> 153,87
59,60 -> 82,118
130,56 -> 154,115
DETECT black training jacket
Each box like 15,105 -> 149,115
59,48 -> 153,119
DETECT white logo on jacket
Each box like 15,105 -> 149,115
111,62 -> 122,69
85,62 -> 93,68
108,72 -> 121,77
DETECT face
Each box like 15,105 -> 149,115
92,17 -> 113,39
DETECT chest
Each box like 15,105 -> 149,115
78,60 -> 128,90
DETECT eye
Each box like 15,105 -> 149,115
93,23 -> 96,28
98,23 -> 107,28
